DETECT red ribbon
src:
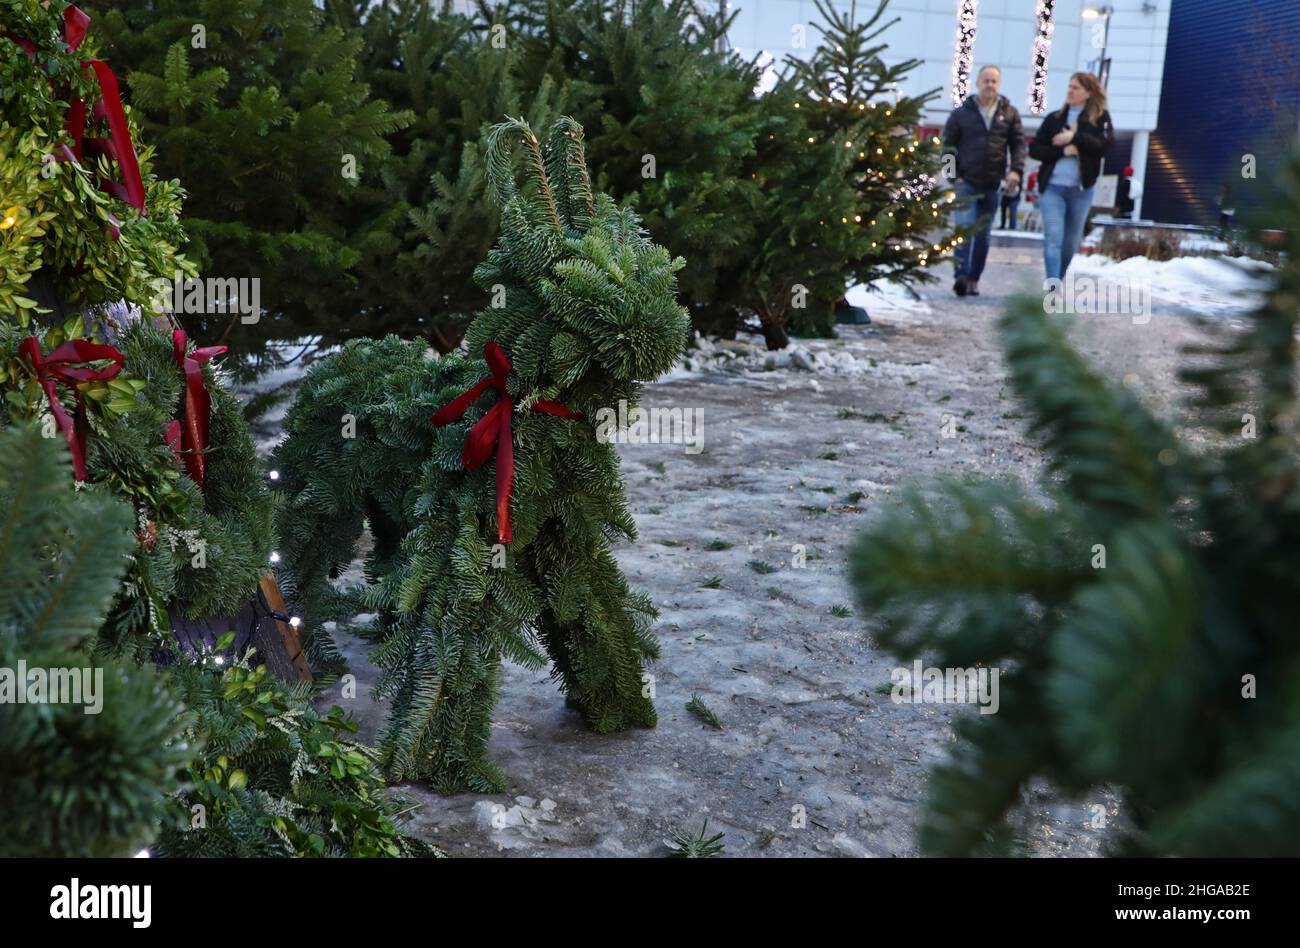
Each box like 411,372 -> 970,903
431,341 -> 581,543
171,330 -> 227,491
19,336 -> 124,482
3,6 -> 146,233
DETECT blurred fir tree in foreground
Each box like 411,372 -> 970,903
852,151 -> 1300,857
0,426 -> 189,857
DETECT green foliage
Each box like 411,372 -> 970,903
0,424 -> 190,857
0,316 -> 275,652
666,818 -> 724,857
500,0 -> 767,338
73,0 -> 941,351
722,0 -> 952,348
1,4 -> 434,859
276,116 -> 688,792
0,0 -> 193,323
157,642 -> 440,857
850,153 -> 1300,857
686,695 -> 722,730
93,0 -> 411,352
323,0 -> 566,351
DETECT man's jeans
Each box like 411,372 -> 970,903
952,181 -> 1001,282
1039,183 -> 1096,281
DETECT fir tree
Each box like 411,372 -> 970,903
93,0 -> 411,352
782,0 -> 957,300
850,152 -> 1300,857
723,0 -> 955,349
0,425 -> 190,857
323,0 -> 565,351
499,0 -> 767,337
728,82 -> 879,349
275,116 -> 690,792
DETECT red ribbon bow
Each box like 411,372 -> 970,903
167,330 -> 228,491
3,6 -> 146,235
431,341 -> 581,543
19,336 -> 124,482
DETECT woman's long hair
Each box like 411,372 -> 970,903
1058,72 -> 1108,124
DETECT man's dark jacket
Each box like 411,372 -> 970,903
942,94 -> 1027,190
1028,106 -> 1116,190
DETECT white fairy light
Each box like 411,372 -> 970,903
268,469 -> 280,481
951,1 -> 979,105
269,551 -> 281,564
1028,1 -> 1057,114
289,616 -> 302,629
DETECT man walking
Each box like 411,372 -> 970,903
942,65 -> 1027,296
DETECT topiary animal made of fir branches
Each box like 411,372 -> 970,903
275,117 -> 691,793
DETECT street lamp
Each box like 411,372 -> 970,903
1082,4 -> 1113,87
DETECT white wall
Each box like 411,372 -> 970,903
724,0 -> 1169,131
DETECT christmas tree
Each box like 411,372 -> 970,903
727,81 -> 879,349
715,0 -> 957,348
93,0 -> 411,353
275,116 -> 690,792
501,0 -> 767,337
781,0 -> 957,300
850,152 -> 1300,857
322,0 -> 565,351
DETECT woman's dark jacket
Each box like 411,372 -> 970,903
1029,106 -> 1115,190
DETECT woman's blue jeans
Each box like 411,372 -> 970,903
1039,183 -> 1095,281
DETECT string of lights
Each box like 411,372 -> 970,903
1028,0 -> 1057,114
951,0 -> 979,106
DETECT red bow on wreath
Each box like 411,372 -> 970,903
166,330 -> 227,491
431,341 -> 582,544
19,335 -> 124,482
3,6 -> 146,236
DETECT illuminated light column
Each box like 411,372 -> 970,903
951,0 -> 979,106
1028,0 -> 1057,114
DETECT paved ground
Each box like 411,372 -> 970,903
299,246 -> 1233,857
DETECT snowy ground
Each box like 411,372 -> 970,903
246,245 -> 1262,857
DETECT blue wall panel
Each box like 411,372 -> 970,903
1145,0 -> 1300,225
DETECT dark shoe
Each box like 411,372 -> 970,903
954,275 -> 969,297
968,281 -> 980,296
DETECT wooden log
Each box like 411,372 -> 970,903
254,573 -> 313,683
164,573 -> 312,683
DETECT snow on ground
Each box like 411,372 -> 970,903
1070,251 -> 1273,316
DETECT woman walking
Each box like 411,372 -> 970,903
1029,73 -> 1115,282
